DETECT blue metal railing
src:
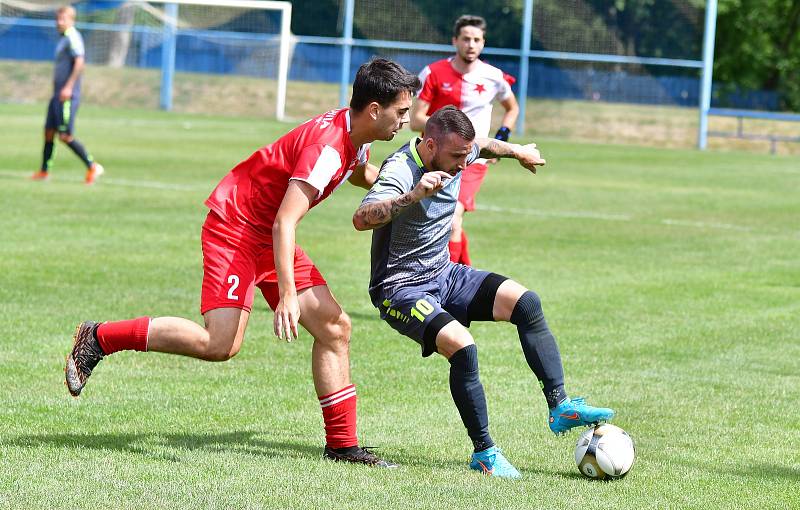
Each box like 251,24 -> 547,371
6,0 -> 777,148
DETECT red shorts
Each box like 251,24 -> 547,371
457,162 -> 489,211
200,211 -> 327,314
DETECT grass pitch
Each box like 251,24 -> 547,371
0,103 -> 798,509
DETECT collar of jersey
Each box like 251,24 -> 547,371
409,137 -> 425,169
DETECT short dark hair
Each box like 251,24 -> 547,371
425,105 -> 475,144
349,58 -> 421,112
453,15 -> 487,38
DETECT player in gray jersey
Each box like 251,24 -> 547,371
354,106 -> 614,478
32,5 -> 104,184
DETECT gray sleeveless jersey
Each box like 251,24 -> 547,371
362,137 -> 479,305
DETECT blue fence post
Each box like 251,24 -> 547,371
516,0 -> 534,136
160,2 -> 178,111
698,0 -> 718,149
339,0 -> 355,108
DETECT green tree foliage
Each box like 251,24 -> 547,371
533,0 -> 702,60
714,0 -> 800,110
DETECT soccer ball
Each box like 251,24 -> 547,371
574,424 -> 635,480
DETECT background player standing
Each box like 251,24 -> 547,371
354,107 -> 614,478
65,59 -> 421,467
32,5 -> 104,184
410,14 -> 519,265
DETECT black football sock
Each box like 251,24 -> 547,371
510,291 -> 568,409
449,344 -> 494,452
41,141 -> 55,171
65,138 -> 94,168
328,446 -> 361,454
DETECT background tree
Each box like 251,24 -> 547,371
714,0 -> 800,110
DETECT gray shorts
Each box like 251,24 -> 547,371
375,263 -> 507,357
45,95 -> 79,134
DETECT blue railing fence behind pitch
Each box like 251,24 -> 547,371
707,108 -> 800,154
0,12 -> 710,109
335,0 -> 710,140
7,0 -> 789,150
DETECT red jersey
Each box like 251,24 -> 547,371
205,108 -> 370,237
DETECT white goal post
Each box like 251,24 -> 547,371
155,0 -> 292,120
0,0 -> 293,119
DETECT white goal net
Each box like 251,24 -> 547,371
0,0 -> 293,119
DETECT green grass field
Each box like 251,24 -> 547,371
0,103 -> 798,509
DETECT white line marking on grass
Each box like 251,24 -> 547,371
477,203 -> 795,236
660,218 -> 754,232
476,204 -> 633,222
101,177 -> 208,192
7,169 -> 791,236
0,170 -> 209,192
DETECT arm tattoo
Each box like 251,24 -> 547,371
355,191 -> 417,228
479,138 -> 515,159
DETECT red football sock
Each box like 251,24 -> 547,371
460,231 -> 471,266
319,384 -> 358,449
95,316 -> 150,355
448,239 -> 462,263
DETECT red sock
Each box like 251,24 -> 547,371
448,239 -> 462,263
319,384 -> 358,448
95,316 -> 150,355
460,231 -> 471,266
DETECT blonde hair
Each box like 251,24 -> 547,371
57,5 -> 76,18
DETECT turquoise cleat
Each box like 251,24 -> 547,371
548,397 -> 614,435
469,446 -> 522,479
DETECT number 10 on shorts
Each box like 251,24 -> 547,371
411,299 -> 434,322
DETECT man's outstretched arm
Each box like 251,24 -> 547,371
476,138 -> 546,173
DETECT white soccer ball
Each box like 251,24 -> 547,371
574,424 -> 635,480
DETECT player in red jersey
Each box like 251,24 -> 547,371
64,59 -> 421,467
410,15 -> 519,266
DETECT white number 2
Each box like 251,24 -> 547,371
227,275 -> 240,300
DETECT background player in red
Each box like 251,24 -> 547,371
64,58 -> 421,467
410,14 -> 519,265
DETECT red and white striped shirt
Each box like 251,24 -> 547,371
418,58 -> 513,138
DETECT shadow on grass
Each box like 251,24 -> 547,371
673,456 -> 800,482
6,430 -> 321,463
6,431 -> 572,477
733,463 -> 800,481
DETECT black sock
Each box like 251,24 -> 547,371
329,446 -> 360,453
41,141 -> 55,171
449,344 -> 494,452
510,291 -> 567,409
66,138 -> 94,168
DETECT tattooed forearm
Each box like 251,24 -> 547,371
353,192 -> 417,230
478,138 -> 516,159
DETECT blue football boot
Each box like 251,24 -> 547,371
469,446 -> 522,479
549,397 -> 614,435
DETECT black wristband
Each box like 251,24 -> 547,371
494,126 -> 511,142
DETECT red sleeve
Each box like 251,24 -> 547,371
291,143 -> 343,196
